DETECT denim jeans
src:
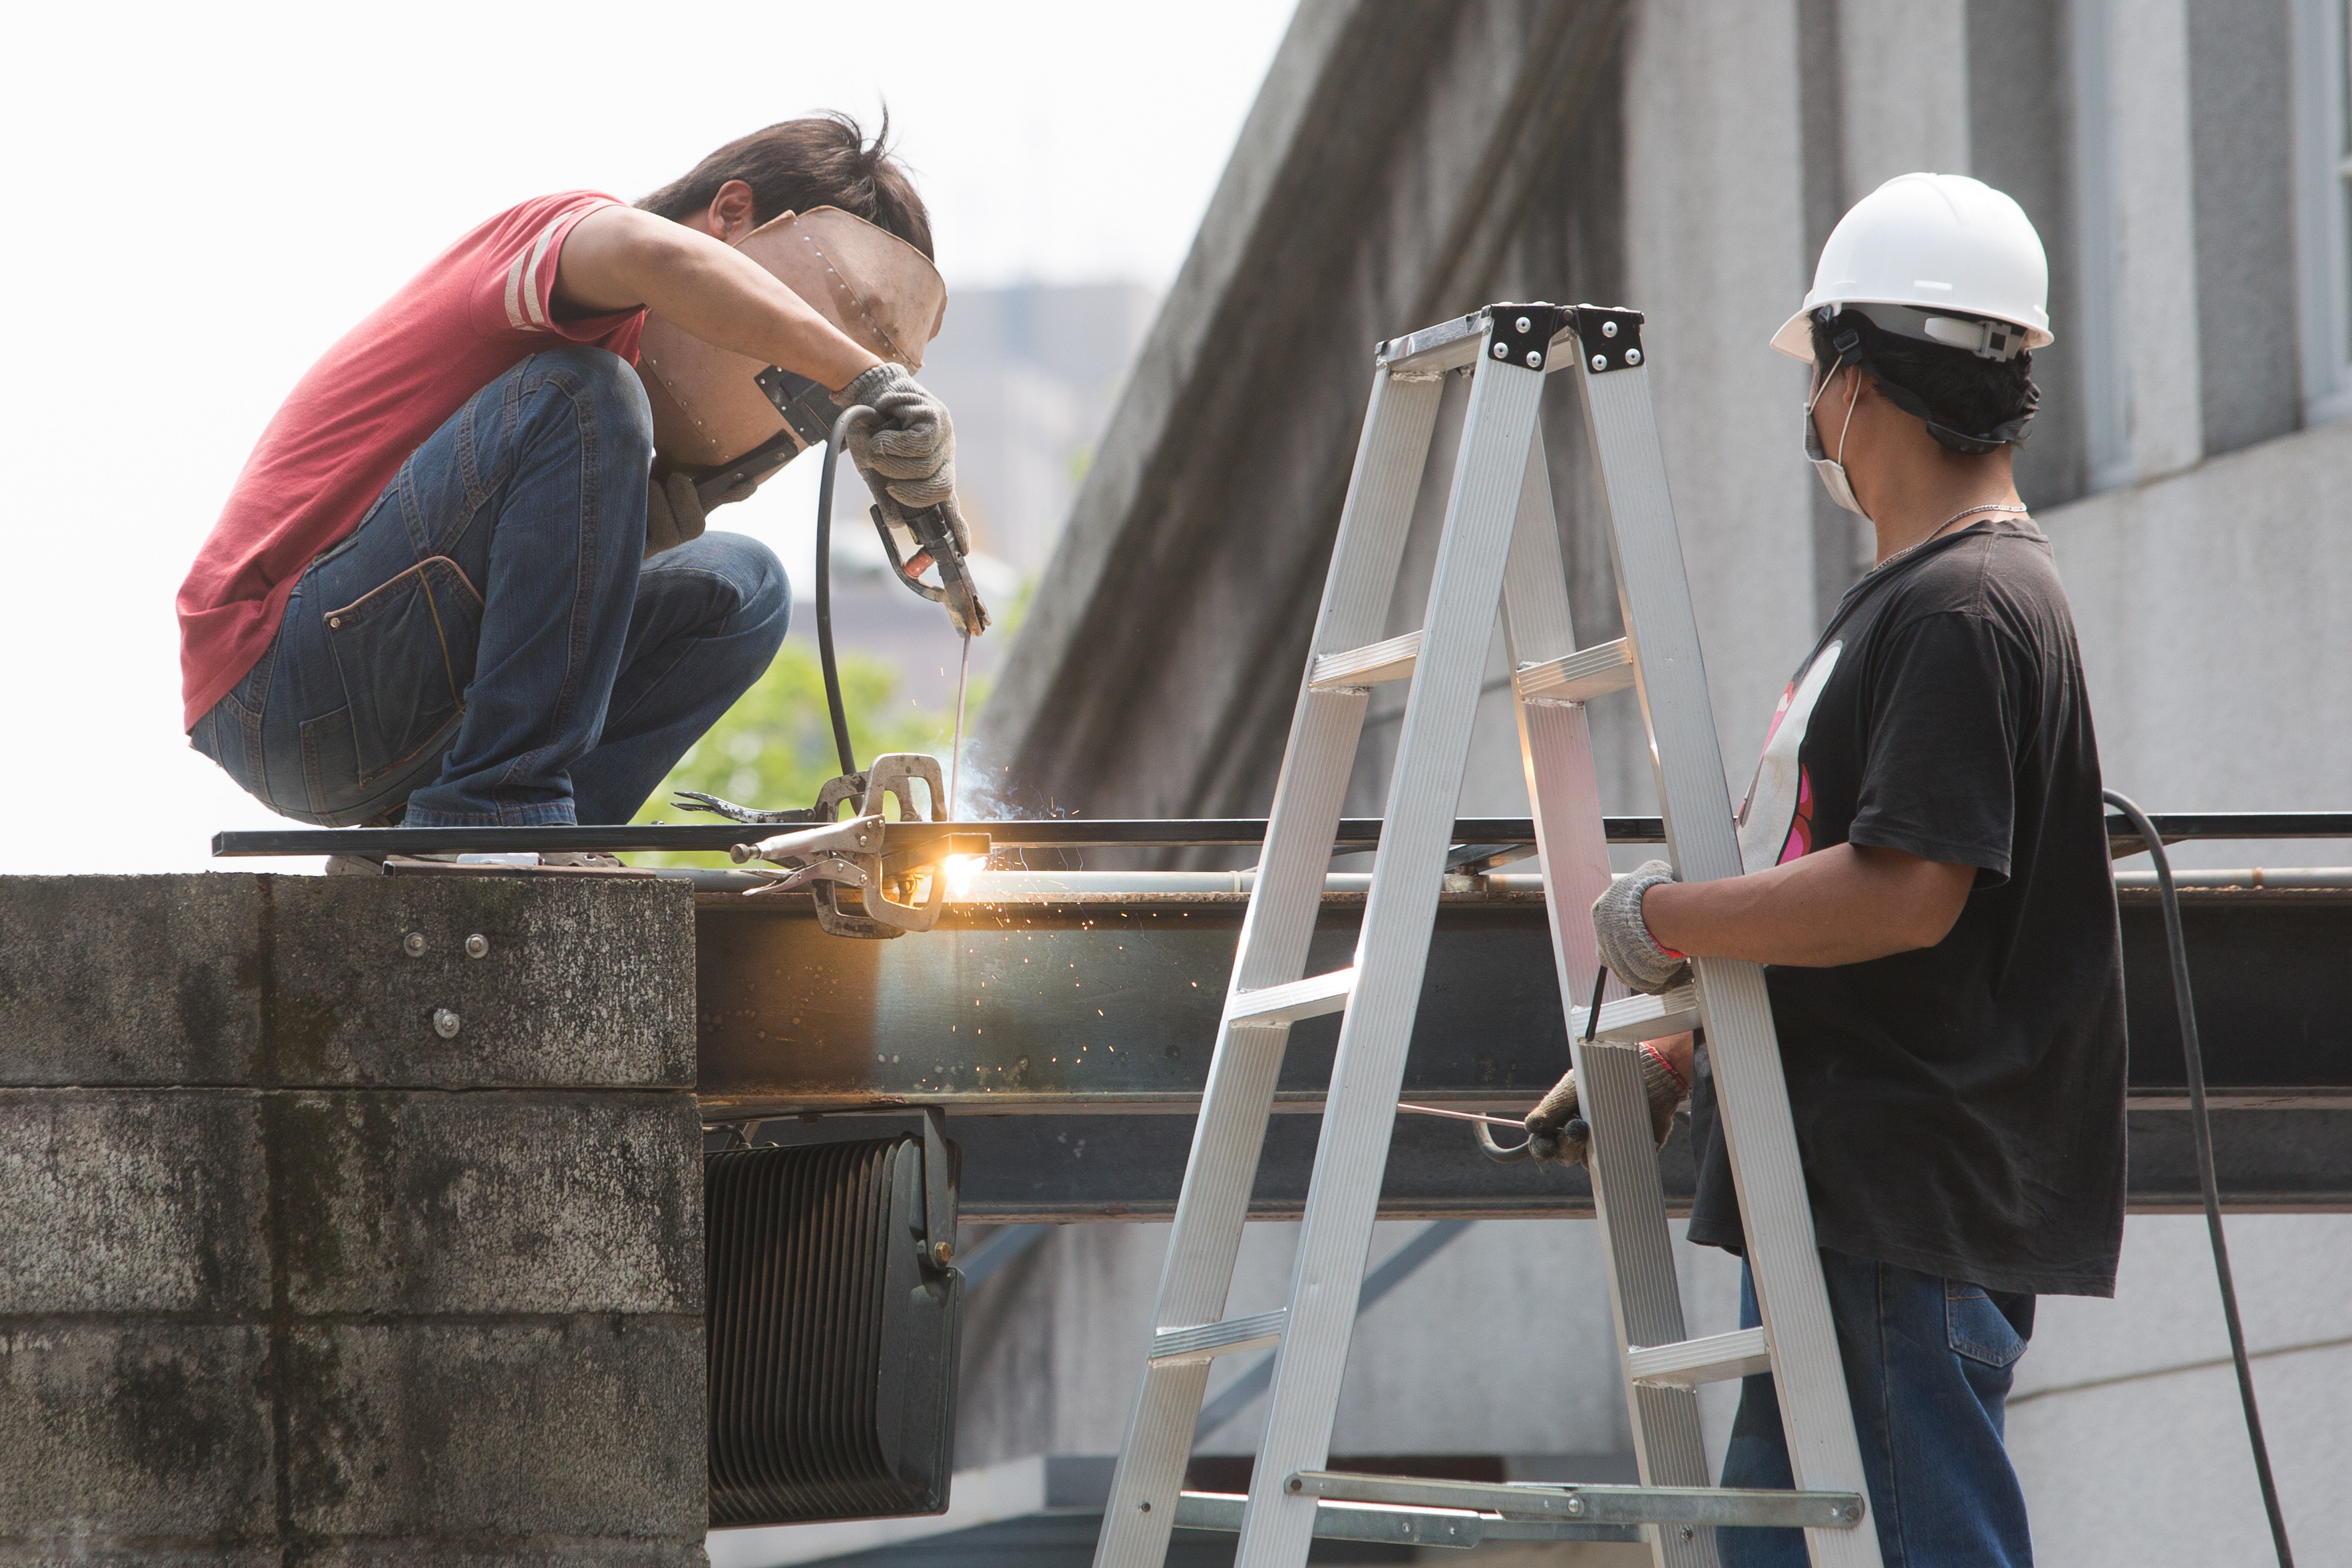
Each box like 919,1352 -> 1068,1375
191,345 -> 790,828
1719,1251 -> 2036,1568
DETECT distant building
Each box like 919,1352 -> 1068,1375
796,281 -> 1158,712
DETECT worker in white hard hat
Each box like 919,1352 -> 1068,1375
1548,173 -> 2126,1567
179,113 -> 959,838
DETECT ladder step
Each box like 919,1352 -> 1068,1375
1308,630 -> 1422,691
1568,984 -> 1699,1043
1289,1471 -> 1866,1531
1513,638 -> 1635,703
1625,1326 -> 1772,1387
1148,1307 -> 1287,1366
1228,967 -> 1357,1024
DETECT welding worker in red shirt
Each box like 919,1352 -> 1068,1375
179,114 -> 955,835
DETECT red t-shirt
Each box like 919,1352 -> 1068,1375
178,192 -> 647,730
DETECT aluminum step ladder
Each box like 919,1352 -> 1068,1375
1091,303 -> 1882,1568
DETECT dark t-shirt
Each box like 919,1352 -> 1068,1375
1685,516 -> 2126,1297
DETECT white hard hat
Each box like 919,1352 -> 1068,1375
1770,172 -> 2053,362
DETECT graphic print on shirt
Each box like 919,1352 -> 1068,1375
1735,640 -> 1842,876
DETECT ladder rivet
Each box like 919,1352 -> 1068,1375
1565,1497 -> 1586,1516
1285,1477 -> 1304,1493
1590,354 -> 1607,371
1492,342 -> 1508,359
403,931 -> 426,957
1526,351 -> 1543,368
1138,1499 -> 1152,1513
432,1008 -> 461,1039
1681,1525 -> 1695,1540
465,933 -> 489,959
1601,319 -> 1619,337
1625,347 -> 1643,365
1515,315 -> 1532,332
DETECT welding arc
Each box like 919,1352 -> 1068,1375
816,406 -> 880,778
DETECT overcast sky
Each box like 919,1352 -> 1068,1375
0,1 -> 1293,875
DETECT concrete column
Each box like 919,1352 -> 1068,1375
1837,0 -> 1971,193
2079,0 -> 2205,486
1623,0 -> 1820,779
0,873 -> 705,1565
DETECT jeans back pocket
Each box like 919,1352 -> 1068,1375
1945,1282 -> 2029,1369
321,556 -> 484,784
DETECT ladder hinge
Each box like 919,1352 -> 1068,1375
1569,305 -> 1646,374
1486,303 -> 1569,372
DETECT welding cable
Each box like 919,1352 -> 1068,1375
1474,965 -> 1614,1163
2105,789 -> 2295,1568
816,406 -> 880,778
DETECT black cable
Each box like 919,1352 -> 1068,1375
816,408 -> 877,778
2104,789 -> 2294,1567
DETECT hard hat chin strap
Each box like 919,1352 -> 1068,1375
1818,308 -> 2040,455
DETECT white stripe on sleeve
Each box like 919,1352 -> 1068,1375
503,252 -> 530,331
520,215 -> 570,328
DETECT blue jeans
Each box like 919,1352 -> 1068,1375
191,345 -> 789,827
1720,1253 -> 2036,1568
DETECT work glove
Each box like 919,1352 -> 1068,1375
643,468 -> 759,560
1523,1040 -> 1690,1167
843,362 -> 956,508
1591,860 -> 1691,995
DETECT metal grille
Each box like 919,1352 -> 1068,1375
706,1137 -> 961,1527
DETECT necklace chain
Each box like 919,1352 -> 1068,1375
1873,503 -> 2029,573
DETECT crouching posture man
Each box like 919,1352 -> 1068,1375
180,114 -> 954,832
1540,174 -> 2125,1567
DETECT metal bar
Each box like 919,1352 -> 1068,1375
1571,987 -> 1703,1045
1172,1490 -> 1645,1547
1500,428 -> 1712,1568
745,1108 -> 2352,1221
1308,630 -> 1423,690
1236,330 -> 1550,1568
1092,363 -> 1447,1568
1580,331 -> 1878,1567
1513,638 -> 1637,703
1290,1472 -> 1866,1531
1228,969 -> 1356,1024
213,811 -> 2352,859
1626,1327 -> 1774,1388
1149,1308 -> 1287,1366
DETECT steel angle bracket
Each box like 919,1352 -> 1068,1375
920,1106 -> 961,1273
1568,305 -> 1645,374
1485,303 -> 1570,373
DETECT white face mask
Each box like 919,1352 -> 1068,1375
1804,363 -> 1868,518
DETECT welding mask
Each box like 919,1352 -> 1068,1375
634,207 -> 948,490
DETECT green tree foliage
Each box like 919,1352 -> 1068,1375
631,642 -> 962,865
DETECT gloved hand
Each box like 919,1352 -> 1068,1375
842,361 -> 973,581
643,468 -> 759,560
843,362 -> 957,510
1523,1040 -> 1691,1167
1591,860 -> 1691,995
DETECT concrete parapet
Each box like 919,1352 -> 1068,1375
0,873 -> 704,1564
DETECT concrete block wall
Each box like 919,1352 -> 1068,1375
0,873 -> 706,1565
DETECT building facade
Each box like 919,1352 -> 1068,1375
731,3 -> 2352,1562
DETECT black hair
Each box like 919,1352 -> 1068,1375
638,110 -> 933,259
1810,308 -> 2039,452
